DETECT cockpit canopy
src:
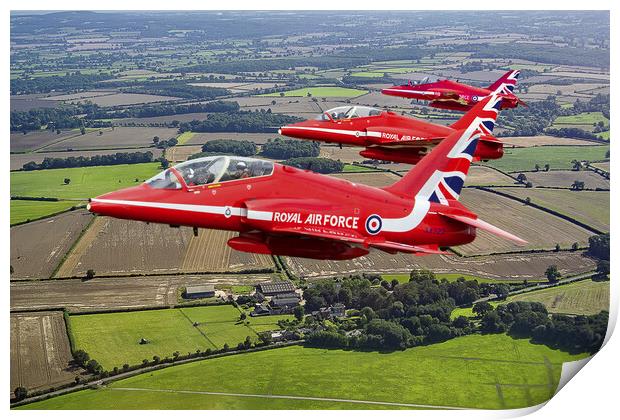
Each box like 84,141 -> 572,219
316,105 -> 382,121
146,156 -> 274,190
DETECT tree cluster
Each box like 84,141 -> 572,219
87,100 -> 240,119
178,112 -> 301,133
282,157 -> 343,173
121,80 -> 229,100
588,233 -> 609,260
11,72 -> 112,95
22,151 -> 154,171
480,301 -> 607,354
200,139 -> 258,156
261,138 -> 320,159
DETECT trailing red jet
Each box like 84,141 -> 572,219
278,93 -> 505,164
381,70 -> 524,111
88,94 -> 525,261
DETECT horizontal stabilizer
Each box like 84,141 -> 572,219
368,240 -> 449,255
441,213 -> 527,245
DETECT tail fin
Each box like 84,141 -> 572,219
449,91 -> 503,135
384,95 -> 502,202
487,69 -> 520,94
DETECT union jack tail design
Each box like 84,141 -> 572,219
385,95 -> 501,203
450,93 -> 503,135
488,70 -> 520,95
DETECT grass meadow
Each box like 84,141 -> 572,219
20,334 -> 588,410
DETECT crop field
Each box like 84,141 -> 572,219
457,189 -> 593,255
40,127 -> 178,151
10,130 -> 78,153
484,145 -> 609,172
517,170 -> 609,189
494,188 -> 609,232
166,145 -> 202,162
10,200 -> 82,225
68,305 -> 287,369
10,209 -> 94,279
11,162 -> 161,200
507,279 -> 609,315
330,171 -> 401,188
11,312 -> 84,395
286,250 -> 596,281
260,87 -> 369,98
464,166 -> 518,186
20,334 -> 588,410
181,228 -> 274,273
40,90 -> 118,102
592,161 -> 610,172
10,147 -> 157,170
10,274 -> 275,313
56,217 -> 193,277
319,146 -> 365,162
501,136 -> 601,147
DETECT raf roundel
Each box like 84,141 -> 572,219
365,214 -> 383,235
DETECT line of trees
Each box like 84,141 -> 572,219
261,138 -> 320,159
22,151 -> 154,171
87,100 -> 240,119
10,72 -> 112,95
120,80 -> 229,100
199,139 -> 258,156
282,157 -> 344,173
178,111 -> 301,133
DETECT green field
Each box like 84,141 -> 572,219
69,305 -> 291,369
342,164 -> 377,172
10,163 -> 161,200
553,112 -> 609,126
176,131 -> 195,145
507,279 -> 609,315
10,200 -> 83,225
19,334 -> 587,410
485,145 -> 609,172
260,87 -> 368,98
597,131 -> 610,140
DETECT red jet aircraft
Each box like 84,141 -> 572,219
381,70 -> 524,111
88,94 -> 525,261
278,94 -> 504,164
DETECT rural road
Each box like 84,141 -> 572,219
110,386 -> 468,410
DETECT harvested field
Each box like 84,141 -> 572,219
116,112 -> 213,125
501,136 -> 601,147
10,209 -> 94,280
10,147 -> 157,170
41,90 -> 118,102
40,127 -> 178,151
330,171 -> 401,188
285,250 -> 596,281
80,93 -> 181,106
494,188 -> 609,232
319,146 -> 365,163
352,91 -> 415,109
591,162 -> 610,172
166,145 -> 202,162
465,166 -> 518,186
10,312 -> 85,395
181,229 -> 274,272
457,189 -> 593,255
55,218 -> 193,277
11,94 -> 61,112
10,274 -> 274,313
517,170 -> 609,189
507,279 -> 609,315
10,130 -> 78,153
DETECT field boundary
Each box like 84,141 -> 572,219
9,203 -> 86,228
49,214 -> 96,279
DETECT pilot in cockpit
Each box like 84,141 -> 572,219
234,161 -> 251,179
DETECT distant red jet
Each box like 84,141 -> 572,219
88,94 -> 525,261
381,70 -> 524,111
278,94 -> 505,164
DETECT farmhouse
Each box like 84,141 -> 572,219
257,281 -> 295,296
184,285 -> 215,299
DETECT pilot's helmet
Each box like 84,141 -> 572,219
236,161 -> 247,170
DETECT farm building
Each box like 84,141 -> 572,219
184,285 -> 215,299
250,303 -> 271,317
271,293 -> 301,308
257,281 -> 296,296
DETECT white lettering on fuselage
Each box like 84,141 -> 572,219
381,132 -> 424,142
273,212 -> 359,229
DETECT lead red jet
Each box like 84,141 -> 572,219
381,69 -> 524,111
278,92 -> 504,164
88,95 -> 525,261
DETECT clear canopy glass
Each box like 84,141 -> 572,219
146,156 -> 274,189
317,106 -> 382,121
